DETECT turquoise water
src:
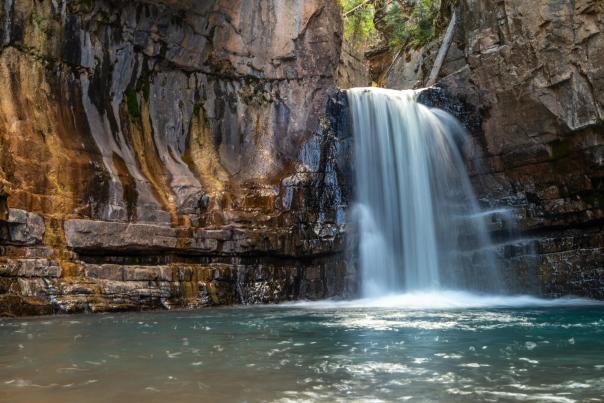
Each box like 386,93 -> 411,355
1,293 -> 604,402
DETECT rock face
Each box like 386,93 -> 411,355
385,0 -> 604,298
336,41 -> 371,88
3,0 -> 601,314
0,0 -> 357,315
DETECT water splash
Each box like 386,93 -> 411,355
347,88 -> 500,296
284,290 -> 601,310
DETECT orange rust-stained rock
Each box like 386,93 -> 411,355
0,0 -> 356,315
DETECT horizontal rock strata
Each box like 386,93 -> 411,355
411,0 -> 604,299
0,0 -> 356,315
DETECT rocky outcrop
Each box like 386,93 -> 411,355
0,0 -> 357,315
390,0 -> 604,298
5,0 -> 600,313
0,257 -> 350,315
337,41 -> 371,88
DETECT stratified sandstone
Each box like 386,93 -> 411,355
0,0 -> 356,315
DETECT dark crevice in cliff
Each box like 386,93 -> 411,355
76,251 -> 346,266
0,44 -> 93,73
0,43 -> 337,83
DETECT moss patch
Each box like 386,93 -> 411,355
68,0 -> 94,13
548,139 -> 572,160
124,87 -> 140,120
141,79 -> 150,102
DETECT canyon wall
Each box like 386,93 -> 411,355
380,0 -> 604,298
2,0 -> 602,315
0,0 -> 356,315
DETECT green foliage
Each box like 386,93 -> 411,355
384,0 -> 440,48
341,0 -> 381,50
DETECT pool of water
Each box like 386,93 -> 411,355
1,292 -> 604,402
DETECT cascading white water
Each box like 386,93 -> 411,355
348,88 -> 500,297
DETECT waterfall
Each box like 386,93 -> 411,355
348,88 -> 500,297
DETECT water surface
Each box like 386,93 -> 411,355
1,293 -> 603,402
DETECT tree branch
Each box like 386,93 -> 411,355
426,9 -> 457,87
343,0 -> 375,18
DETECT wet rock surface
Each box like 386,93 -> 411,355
0,0 -> 356,315
409,0 -> 604,298
0,258 -> 354,316
3,0 -> 602,313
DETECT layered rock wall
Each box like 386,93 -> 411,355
4,0 -> 601,314
382,0 -> 604,298
0,0 -> 356,315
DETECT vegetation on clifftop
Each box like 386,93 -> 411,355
340,0 -> 381,50
384,0 -> 440,48
340,0 -> 444,51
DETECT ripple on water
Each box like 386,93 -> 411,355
0,301 -> 603,402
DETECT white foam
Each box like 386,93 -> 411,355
348,88 -> 503,294
282,290 -> 601,310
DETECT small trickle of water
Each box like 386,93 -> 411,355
347,88 -> 500,296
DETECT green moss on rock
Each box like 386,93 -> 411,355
124,87 -> 140,119
548,139 -> 572,160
